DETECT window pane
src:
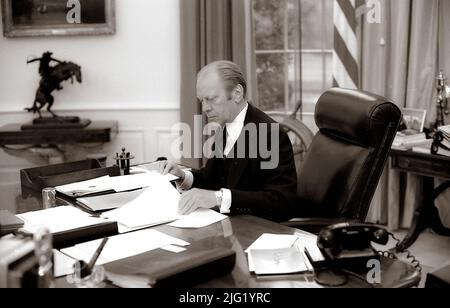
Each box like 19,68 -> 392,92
287,0 -> 300,50
325,51 -> 332,88
256,53 -> 286,111
301,0 -> 323,49
253,0 -> 285,50
324,0 -> 334,49
287,52 -> 302,112
301,52 -> 323,105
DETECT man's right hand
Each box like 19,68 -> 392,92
157,160 -> 185,181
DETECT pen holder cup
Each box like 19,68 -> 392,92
67,262 -> 106,288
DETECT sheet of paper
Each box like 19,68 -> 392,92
251,245 -> 309,275
55,172 -> 178,198
105,272 -> 152,288
17,206 -> 111,234
160,245 -> 187,253
101,180 -> 181,229
130,166 -> 179,182
77,189 -> 146,212
167,209 -> 228,229
61,229 -> 190,265
55,176 -> 112,197
53,249 -> 77,278
245,234 -> 299,253
246,234 -> 298,272
108,172 -> 176,192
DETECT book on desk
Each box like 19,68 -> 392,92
103,238 -> 236,288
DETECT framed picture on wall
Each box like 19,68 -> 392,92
1,0 -> 115,38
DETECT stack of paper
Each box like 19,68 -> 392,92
245,233 -> 319,275
61,229 -> 190,266
101,180 -> 181,230
56,172 -> 178,198
435,125 -> 450,157
76,189 -> 147,212
17,206 -> 112,235
392,133 -> 429,151
98,177 -> 229,231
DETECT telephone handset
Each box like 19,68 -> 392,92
311,222 -> 389,270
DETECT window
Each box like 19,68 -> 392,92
253,0 -> 333,114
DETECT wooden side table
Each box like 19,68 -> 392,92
390,149 -> 450,251
0,121 -> 118,164
0,121 -> 117,145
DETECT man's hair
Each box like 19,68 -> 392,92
198,61 -> 247,99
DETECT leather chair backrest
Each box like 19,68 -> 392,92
297,88 -> 402,220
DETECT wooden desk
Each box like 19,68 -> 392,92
390,149 -> 450,251
0,121 -> 117,145
54,215 -> 420,288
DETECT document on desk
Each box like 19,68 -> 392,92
55,176 -> 114,197
61,229 -> 190,265
108,172 -> 178,192
130,166 -> 179,182
17,206 -> 111,234
53,249 -> 77,278
245,233 -> 315,274
101,180 -> 181,229
55,172 -> 178,198
76,189 -> 147,212
167,209 -> 228,229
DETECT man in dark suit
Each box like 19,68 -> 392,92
159,61 -> 298,222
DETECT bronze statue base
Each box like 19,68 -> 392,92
21,118 -> 91,130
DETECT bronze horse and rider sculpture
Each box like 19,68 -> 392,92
26,52 -> 82,119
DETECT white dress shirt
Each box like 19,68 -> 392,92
177,103 -> 249,214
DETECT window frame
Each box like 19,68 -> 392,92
253,0 -> 332,114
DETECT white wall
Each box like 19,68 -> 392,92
0,0 -> 181,212
0,0 -> 180,111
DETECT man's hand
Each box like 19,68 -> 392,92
178,189 -> 217,215
157,160 -> 185,180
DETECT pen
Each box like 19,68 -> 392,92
87,237 -> 109,272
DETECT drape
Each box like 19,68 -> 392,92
180,0 -> 257,169
361,0 -> 450,229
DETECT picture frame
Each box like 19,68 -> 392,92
400,108 -> 427,133
1,0 -> 115,38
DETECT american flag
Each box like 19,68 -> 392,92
332,0 -> 365,89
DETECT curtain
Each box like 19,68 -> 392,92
180,0 -> 257,169
436,0 -> 450,227
361,0 -> 450,229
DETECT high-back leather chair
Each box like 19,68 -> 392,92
284,88 -> 402,232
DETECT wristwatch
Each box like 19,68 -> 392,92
215,190 -> 223,206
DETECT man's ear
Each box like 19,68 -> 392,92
233,84 -> 244,103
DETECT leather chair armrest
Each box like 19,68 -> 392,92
281,217 -> 360,234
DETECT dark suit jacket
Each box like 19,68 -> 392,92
192,104 -> 298,222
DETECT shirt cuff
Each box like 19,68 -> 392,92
220,189 -> 232,214
176,170 -> 193,192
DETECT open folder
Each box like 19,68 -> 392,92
76,189 -> 146,212
55,172 -> 178,198
245,233 -> 315,275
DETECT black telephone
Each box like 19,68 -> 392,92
310,222 -> 389,271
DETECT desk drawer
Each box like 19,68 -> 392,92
394,155 -> 450,179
